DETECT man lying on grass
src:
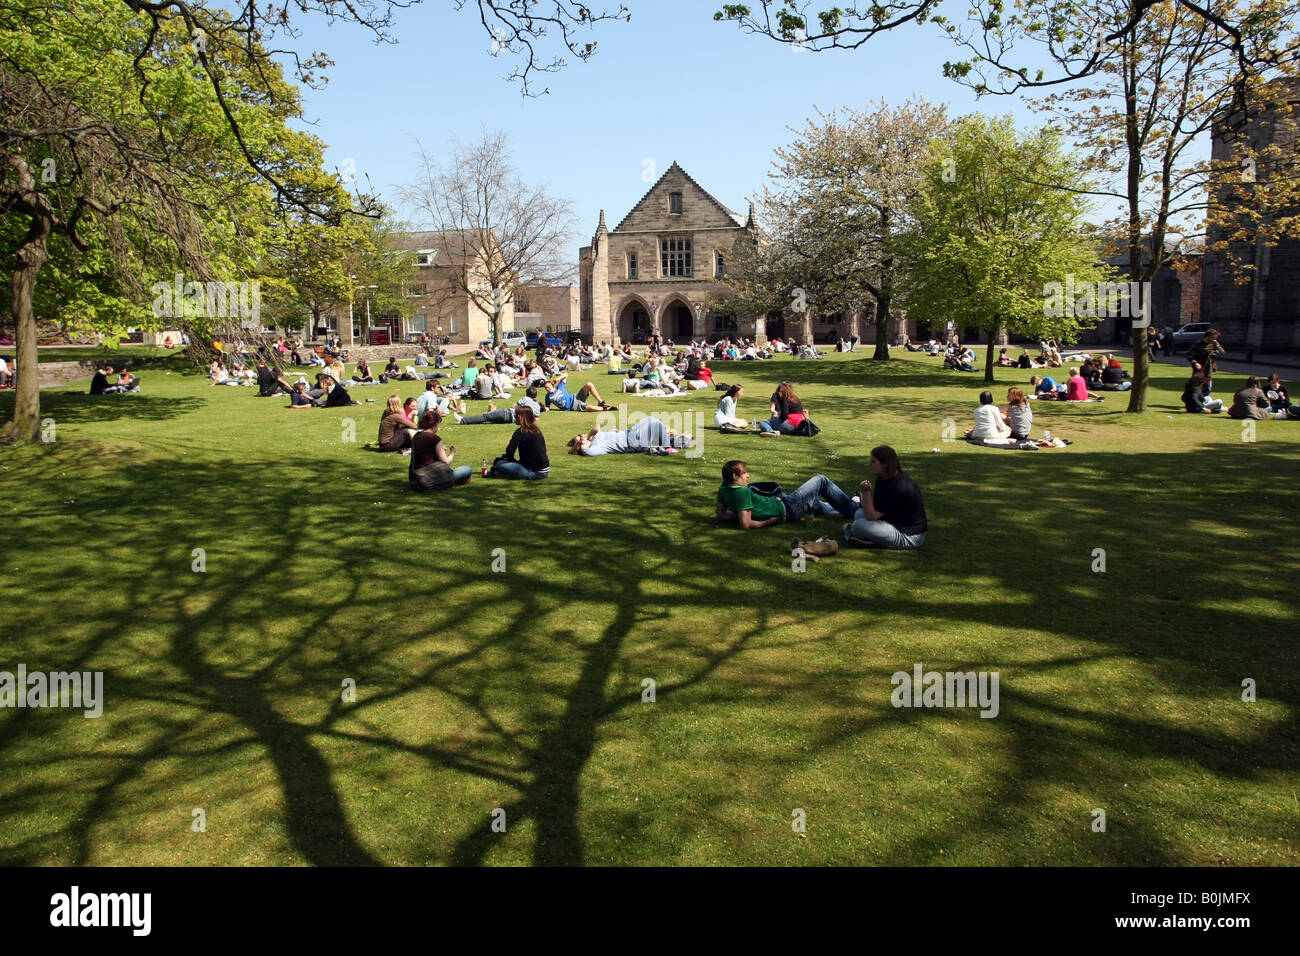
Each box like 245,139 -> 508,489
715,459 -> 858,529
567,415 -> 693,456
545,372 -> 615,412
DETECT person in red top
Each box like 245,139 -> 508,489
1065,366 -> 1092,401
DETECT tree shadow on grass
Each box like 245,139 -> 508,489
0,392 -> 209,425
0,437 -> 1296,865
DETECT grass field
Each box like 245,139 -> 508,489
1,350 -> 1296,866
29,345 -> 168,364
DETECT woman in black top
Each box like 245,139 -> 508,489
757,381 -> 805,434
410,410 -> 472,491
1182,373 -> 1223,413
845,445 -> 927,550
493,406 -> 550,479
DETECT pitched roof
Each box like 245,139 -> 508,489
612,161 -> 745,233
393,230 -> 486,267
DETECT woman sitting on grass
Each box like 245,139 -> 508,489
492,406 -> 550,480
1098,358 -> 1132,391
409,409 -> 472,491
965,390 -> 1012,440
1182,373 -> 1223,414
1064,367 -> 1092,402
1229,376 -> 1287,420
997,347 -> 1016,367
566,415 -> 694,456
288,381 -> 321,409
715,384 -> 748,429
844,445 -> 927,550
378,394 -> 419,452
756,381 -> 806,435
1002,387 -> 1033,439
352,360 -> 376,384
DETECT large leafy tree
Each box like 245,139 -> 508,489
0,0 -> 346,441
982,0 -> 1299,410
714,1 -> 1296,100
771,99 -> 949,359
901,114 -> 1112,382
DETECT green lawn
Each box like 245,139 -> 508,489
31,344 -> 167,363
0,351 -> 1296,866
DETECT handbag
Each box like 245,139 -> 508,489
749,481 -> 783,497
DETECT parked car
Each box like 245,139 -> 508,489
1170,322 -> 1213,352
525,331 -> 565,348
477,330 -> 527,348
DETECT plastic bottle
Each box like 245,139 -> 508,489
481,458 -> 489,477
1044,430 -> 1052,442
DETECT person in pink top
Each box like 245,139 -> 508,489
1065,366 -> 1091,401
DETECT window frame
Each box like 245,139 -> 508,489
660,236 -> 693,278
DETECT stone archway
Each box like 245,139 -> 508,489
659,296 -> 694,342
616,297 -> 652,344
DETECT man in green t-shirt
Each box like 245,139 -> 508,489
715,460 -> 856,530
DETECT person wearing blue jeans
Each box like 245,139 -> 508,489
492,406 -> 550,479
778,474 -> 857,520
568,415 -> 693,456
755,381 -> 805,434
715,460 -> 857,529
845,445 -> 927,550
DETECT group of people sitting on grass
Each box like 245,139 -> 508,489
1029,366 -> 1099,401
994,345 -> 1066,369
714,446 -> 926,550
964,388 -> 1035,441
709,381 -> 816,435
1183,373 -> 1298,419
90,365 -> 140,394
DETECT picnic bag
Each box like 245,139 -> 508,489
409,460 -> 455,493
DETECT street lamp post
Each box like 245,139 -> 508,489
364,284 -> 378,343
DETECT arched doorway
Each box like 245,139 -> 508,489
661,299 -> 694,341
616,299 -> 652,344
765,310 -> 785,342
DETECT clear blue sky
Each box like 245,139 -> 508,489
287,2 -> 1045,244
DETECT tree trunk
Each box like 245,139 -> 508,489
873,280 -> 891,360
984,324 -> 999,383
3,222 -> 51,444
802,305 -> 814,345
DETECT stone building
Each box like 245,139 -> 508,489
338,230 -> 512,346
1200,78 -> 1300,355
580,163 -> 761,344
513,283 -> 579,334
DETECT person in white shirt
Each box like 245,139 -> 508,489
965,390 -> 1012,440
0,355 -> 11,387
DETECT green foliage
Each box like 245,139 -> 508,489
901,114 -> 1113,370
